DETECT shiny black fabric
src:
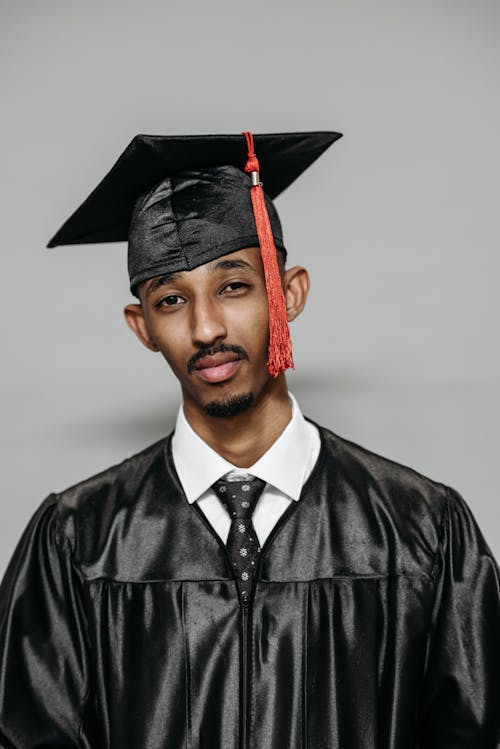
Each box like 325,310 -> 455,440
127,166 -> 285,293
46,131 -> 343,297
1,425 -> 500,748
46,131 -> 342,249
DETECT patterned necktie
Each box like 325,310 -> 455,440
212,477 -> 266,606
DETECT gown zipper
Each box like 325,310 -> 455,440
241,500 -> 305,749
189,503 -> 250,749
185,498 -> 314,749
241,600 -> 248,749
188,482 -> 322,749
165,425 -> 327,749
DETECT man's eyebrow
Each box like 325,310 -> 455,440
146,259 -> 256,297
146,272 -> 184,296
210,259 -> 257,273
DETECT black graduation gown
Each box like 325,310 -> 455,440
1,424 -> 500,748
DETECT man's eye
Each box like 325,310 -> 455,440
158,294 -> 185,307
221,282 -> 249,294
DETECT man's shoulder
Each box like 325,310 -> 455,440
314,421 -> 451,521
53,436 -> 170,519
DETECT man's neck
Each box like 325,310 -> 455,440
182,378 -> 292,468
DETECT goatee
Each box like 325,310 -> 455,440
203,393 -> 254,418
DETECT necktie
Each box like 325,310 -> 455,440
212,477 -> 266,606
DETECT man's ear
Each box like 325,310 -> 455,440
123,304 -> 160,352
282,266 -> 310,322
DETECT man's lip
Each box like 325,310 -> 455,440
195,358 -> 242,384
194,352 -> 242,371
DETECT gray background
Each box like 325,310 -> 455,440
1,0 -> 499,577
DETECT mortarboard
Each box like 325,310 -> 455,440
48,130 -> 342,375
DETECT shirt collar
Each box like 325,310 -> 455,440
172,392 -> 312,503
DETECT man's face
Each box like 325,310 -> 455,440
129,247 -> 276,417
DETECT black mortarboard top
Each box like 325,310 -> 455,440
47,131 -> 342,375
48,132 -> 341,286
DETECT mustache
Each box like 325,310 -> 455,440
187,344 -> 249,374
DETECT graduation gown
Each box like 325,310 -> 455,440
1,424 -> 499,748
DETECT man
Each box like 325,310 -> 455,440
0,131 -> 499,748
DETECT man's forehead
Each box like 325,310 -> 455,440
143,248 -> 262,296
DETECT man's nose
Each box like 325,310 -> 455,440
190,297 -> 227,347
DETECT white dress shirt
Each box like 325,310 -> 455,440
171,393 -> 321,545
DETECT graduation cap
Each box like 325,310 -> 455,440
48,130 -> 342,376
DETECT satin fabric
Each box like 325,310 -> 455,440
46,132 -> 343,263
1,425 -> 499,748
128,166 -> 285,294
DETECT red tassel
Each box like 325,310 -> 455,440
242,131 -> 294,377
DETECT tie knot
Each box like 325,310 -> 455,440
212,477 -> 266,519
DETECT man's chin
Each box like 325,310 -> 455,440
203,392 -> 254,418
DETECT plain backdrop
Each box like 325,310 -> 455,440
1,0 -> 499,576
